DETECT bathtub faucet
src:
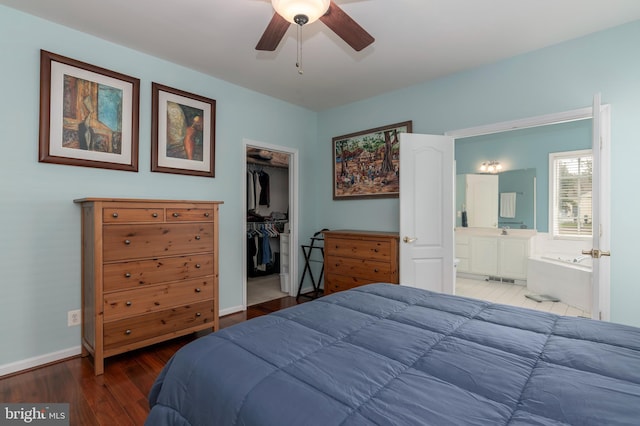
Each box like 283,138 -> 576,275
501,226 -> 510,235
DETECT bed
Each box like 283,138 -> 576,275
146,283 -> 640,425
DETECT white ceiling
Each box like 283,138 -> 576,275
3,0 -> 640,111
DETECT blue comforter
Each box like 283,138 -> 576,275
146,283 -> 640,425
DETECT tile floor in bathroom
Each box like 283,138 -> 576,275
455,276 -> 590,318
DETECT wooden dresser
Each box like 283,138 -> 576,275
323,230 -> 399,295
74,198 -> 222,375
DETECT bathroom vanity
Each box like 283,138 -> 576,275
455,228 -> 535,282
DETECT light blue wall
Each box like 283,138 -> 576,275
0,6 -> 318,367
317,21 -> 640,327
455,120 -> 592,231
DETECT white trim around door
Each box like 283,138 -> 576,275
445,104 -> 611,321
242,139 -> 300,309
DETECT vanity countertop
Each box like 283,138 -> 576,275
455,227 -> 537,238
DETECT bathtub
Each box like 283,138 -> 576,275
527,255 -> 592,312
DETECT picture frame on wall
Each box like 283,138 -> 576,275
151,83 -> 216,177
332,120 -> 412,200
38,50 -> 140,171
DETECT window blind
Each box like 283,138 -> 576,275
550,150 -> 593,237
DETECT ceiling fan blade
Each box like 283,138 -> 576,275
256,13 -> 290,51
320,1 -> 374,51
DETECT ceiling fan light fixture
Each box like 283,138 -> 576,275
271,0 -> 330,25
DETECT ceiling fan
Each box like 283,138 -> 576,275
256,0 -> 374,52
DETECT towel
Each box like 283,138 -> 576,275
500,192 -> 516,218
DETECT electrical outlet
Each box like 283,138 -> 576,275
67,309 -> 81,327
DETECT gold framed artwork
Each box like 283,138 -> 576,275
38,50 -> 140,171
151,83 -> 216,177
332,121 -> 412,200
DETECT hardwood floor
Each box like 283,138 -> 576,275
0,296 -> 305,426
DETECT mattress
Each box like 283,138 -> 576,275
146,283 -> 640,425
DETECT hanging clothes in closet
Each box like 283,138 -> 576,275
247,170 -> 255,211
258,170 -> 270,208
246,222 -> 283,277
247,169 -> 270,211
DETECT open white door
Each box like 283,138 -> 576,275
586,94 -> 611,320
399,133 -> 455,293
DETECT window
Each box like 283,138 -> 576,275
549,150 -> 593,237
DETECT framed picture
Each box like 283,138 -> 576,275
333,121 -> 412,200
151,83 -> 216,177
39,50 -> 140,171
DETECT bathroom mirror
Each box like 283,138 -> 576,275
454,119 -> 592,232
455,169 -> 536,229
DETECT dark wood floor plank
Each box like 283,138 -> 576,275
103,362 -> 150,425
0,295 -> 305,426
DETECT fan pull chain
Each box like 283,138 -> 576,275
296,24 -> 303,75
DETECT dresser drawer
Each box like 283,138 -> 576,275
103,300 -> 214,350
324,275 -> 381,295
103,208 -> 164,223
103,277 -> 214,321
324,238 -> 392,261
325,255 -> 393,281
103,254 -> 214,292
166,208 -> 215,222
103,223 -> 214,261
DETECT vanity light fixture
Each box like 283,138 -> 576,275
480,161 -> 502,173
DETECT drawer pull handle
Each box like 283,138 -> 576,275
112,212 -> 118,218
152,212 -> 158,218
195,288 -> 201,293
173,213 -> 179,217
195,235 -> 201,240
374,249 -> 379,252
196,312 -> 202,317
126,301 -> 132,306
124,273 -> 131,278
374,269 -> 379,273
124,240 -> 131,245
195,264 -> 201,269
125,329 -> 132,335
204,212 -> 210,217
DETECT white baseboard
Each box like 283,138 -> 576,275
1,307 -> 248,377
0,346 -> 81,378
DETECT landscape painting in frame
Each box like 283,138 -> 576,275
151,83 -> 216,177
333,121 -> 412,200
38,50 -> 140,171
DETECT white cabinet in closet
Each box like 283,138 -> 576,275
279,233 -> 290,293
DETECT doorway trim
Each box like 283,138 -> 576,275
242,139 -> 300,308
445,104 -> 611,321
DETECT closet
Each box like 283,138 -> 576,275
246,147 -> 290,305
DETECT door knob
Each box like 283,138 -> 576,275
582,249 -> 611,258
403,236 -> 417,243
